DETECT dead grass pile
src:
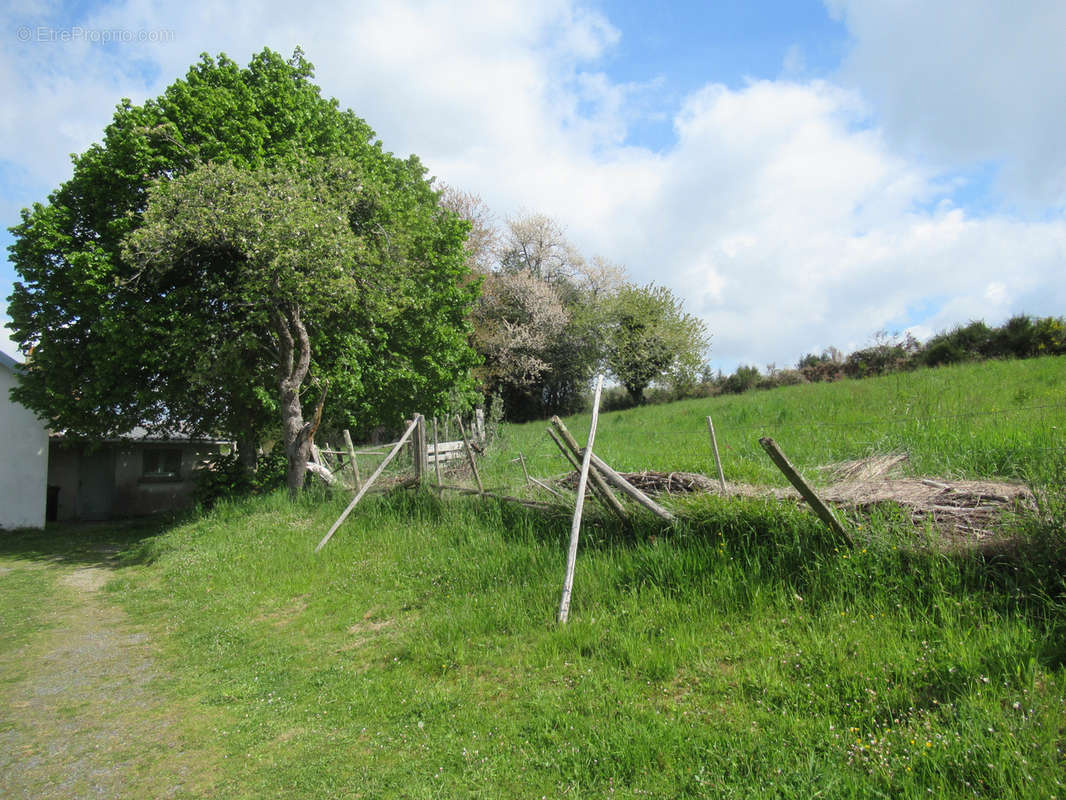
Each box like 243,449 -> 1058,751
557,470 -> 719,494
816,452 -> 909,482
812,478 -> 1034,539
556,454 -> 1034,540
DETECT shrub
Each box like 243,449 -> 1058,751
758,368 -> 807,389
798,348 -> 844,382
721,365 -> 762,394
194,447 -> 287,507
921,321 -> 995,366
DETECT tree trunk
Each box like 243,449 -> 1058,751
274,303 -> 313,498
626,382 -> 646,405
235,431 -> 259,475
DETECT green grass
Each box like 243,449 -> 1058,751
5,356 -> 1065,798
0,565 -> 58,670
479,356 -> 1066,489
103,488 -> 1064,798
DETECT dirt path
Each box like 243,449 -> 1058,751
0,558 -> 217,799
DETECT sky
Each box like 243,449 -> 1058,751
2,0 -> 1064,373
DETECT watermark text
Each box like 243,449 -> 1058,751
16,25 -> 175,44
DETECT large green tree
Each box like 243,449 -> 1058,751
124,159 -> 386,494
7,48 -> 478,478
603,284 -> 709,404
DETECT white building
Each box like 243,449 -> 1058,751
0,351 -> 49,529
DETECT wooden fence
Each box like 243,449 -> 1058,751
307,410 -> 485,492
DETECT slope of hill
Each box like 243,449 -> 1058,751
483,355 -> 1066,488
3,357 -> 1062,798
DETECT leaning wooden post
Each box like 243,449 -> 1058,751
315,417 -> 420,553
547,429 -> 628,523
552,417 -> 674,522
342,429 -> 361,492
413,414 -> 429,484
456,416 -> 484,493
432,418 -> 442,486
706,415 -> 727,492
558,374 -> 604,624
759,437 -> 854,549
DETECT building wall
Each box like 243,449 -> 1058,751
47,445 -> 81,522
48,440 -> 218,520
0,362 -> 49,529
112,443 -> 215,516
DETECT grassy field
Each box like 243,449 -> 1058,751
2,357 -> 1064,798
478,355 -> 1066,490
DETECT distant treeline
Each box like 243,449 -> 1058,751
601,313 -> 1066,411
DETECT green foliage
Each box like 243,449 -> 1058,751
920,315 -> 1066,369
7,47 -> 478,455
842,332 -> 919,378
603,283 -> 709,404
193,447 -> 287,507
921,320 -> 996,366
720,364 -> 763,394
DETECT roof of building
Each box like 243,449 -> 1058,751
50,427 -> 233,445
0,350 -> 22,373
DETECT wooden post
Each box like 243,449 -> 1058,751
706,415 -> 727,492
456,416 -> 484,493
551,417 -> 675,522
413,414 -> 428,484
342,429 -> 361,492
758,437 -> 853,549
315,417 -> 420,553
432,418 -> 442,486
517,453 -> 531,485
405,419 -> 413,470
547,428 -> 628,524
475,408 -> 486,445
558,374 -> 604,624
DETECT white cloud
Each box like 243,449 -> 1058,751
1,0 -> 1064,373
826,0 -> 1066,210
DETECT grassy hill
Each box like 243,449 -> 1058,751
480,354 -> 1066,489
4,357 -> 1064,798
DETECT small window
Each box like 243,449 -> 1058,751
142,448 -> 183,481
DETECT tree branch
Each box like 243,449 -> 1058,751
272,306 -> 295,383
289,302 -> 311,387
308,379 -> 329,443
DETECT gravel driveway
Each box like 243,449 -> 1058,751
0,554 -> 216,798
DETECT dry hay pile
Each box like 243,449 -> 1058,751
556,470 -> 720,494
808,478 -> 1033,539
809,453 -> 1034,539
558,453 -> 1034,540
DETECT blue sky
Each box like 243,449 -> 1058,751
584,0 -> 850,153
2,0 -> 1064,372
